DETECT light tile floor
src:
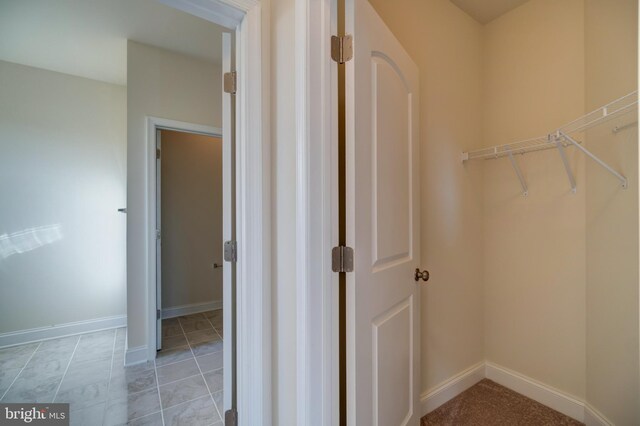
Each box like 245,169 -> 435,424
0,310 -> 224,426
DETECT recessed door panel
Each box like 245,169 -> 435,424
373,296 -> 414,426
371,55 -> 412,270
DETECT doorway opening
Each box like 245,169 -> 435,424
155,125 -> 226,415
155,127 -> 224,348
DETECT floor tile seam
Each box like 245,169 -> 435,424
183,327 -> 216,337
177,315 -> 221,422
0,341 -> 43,401
155,350 -> 196,368
160,394 -> 214,419
158,371 -> 205,388
122,409 -> 162,424
52,336 -> 82,402
156,395 -> 216,412
101,328 -> 119,426
153,360 -> 166,426
204,316 -> 223,342
203,315 -> 224,419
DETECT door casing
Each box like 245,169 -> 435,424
140,0 -> 271,424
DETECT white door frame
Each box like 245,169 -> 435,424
146,1 -> 271,424
295,0 -> 340,424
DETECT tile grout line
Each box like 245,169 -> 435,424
52,335 -> 82,402
153,359 -> 166,426
157,347 -> 222,369
177,315 -> 223,422
101,329 -> 118,426
205,315 -> 224,424
204,314 -> 225,421
157,372 -> 204,388
204,314 -> 224,342
126,394 -> 219,425
0,341 -> 42,401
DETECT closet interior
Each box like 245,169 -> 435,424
369,0 -> 638,424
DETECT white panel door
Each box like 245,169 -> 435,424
345,0 -> 421,424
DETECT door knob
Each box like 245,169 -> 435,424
415,268 -> 430,282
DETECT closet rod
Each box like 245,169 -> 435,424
461,91 -> 637,194
461,91 -> 638,162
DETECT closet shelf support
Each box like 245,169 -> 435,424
508,152 -> 528,196
553,134 -> 577,194
557,131 -> 628,190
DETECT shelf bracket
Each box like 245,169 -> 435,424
558,131 -> 628,189
508,153 -> 528,196
553,134 -> 577,194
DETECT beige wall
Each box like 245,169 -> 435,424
482,0 -> 587,399
585,0 -> 639,423
0,60 -> 126,334
368,0 -> 486,394
127,41 -> 222,351
160,130 -> 223,310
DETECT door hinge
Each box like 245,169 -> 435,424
224,240 -> 237,263
225,409 -> 238,426
224,71 -> 237,94
156,309 -> 161,320
156,229 -> 161,240
332,245 -> 354,272
331,35 -> 353,64
156,148 -> 161,159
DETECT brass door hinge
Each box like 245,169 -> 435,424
331,35 -> 353,64
224,71 -> 237,94
332,246 -> 354,272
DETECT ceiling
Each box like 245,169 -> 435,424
450,0 -> 531,24
0,0 -> 227,85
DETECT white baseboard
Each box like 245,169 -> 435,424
485,362 -> 585,422
584,403 -> 613,426
0,315 -> 127,349
125,345 -> 149,367
420,361 -> 485,415
422,361 -> 615,425
161,300 -> 222,319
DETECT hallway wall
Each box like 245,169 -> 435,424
0,60 -> 126,336
126,41 -> 222,354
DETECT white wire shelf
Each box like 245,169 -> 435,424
461,91 -> 637,196
462,91 -> 638,162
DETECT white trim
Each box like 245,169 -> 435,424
151,2 -> 271,425
584,403 -> 614,426
158,0 -> 245,29
419,362 -> 485,415
233,3 -> 272,425
420,361 -> 614,425
485,362 -> 585,422
125,346 -> 149,367
295,0 -> 339,425
0,315 -> 126,349
161,301 -> 223,319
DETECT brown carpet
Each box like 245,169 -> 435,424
421,379 -> 584,426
